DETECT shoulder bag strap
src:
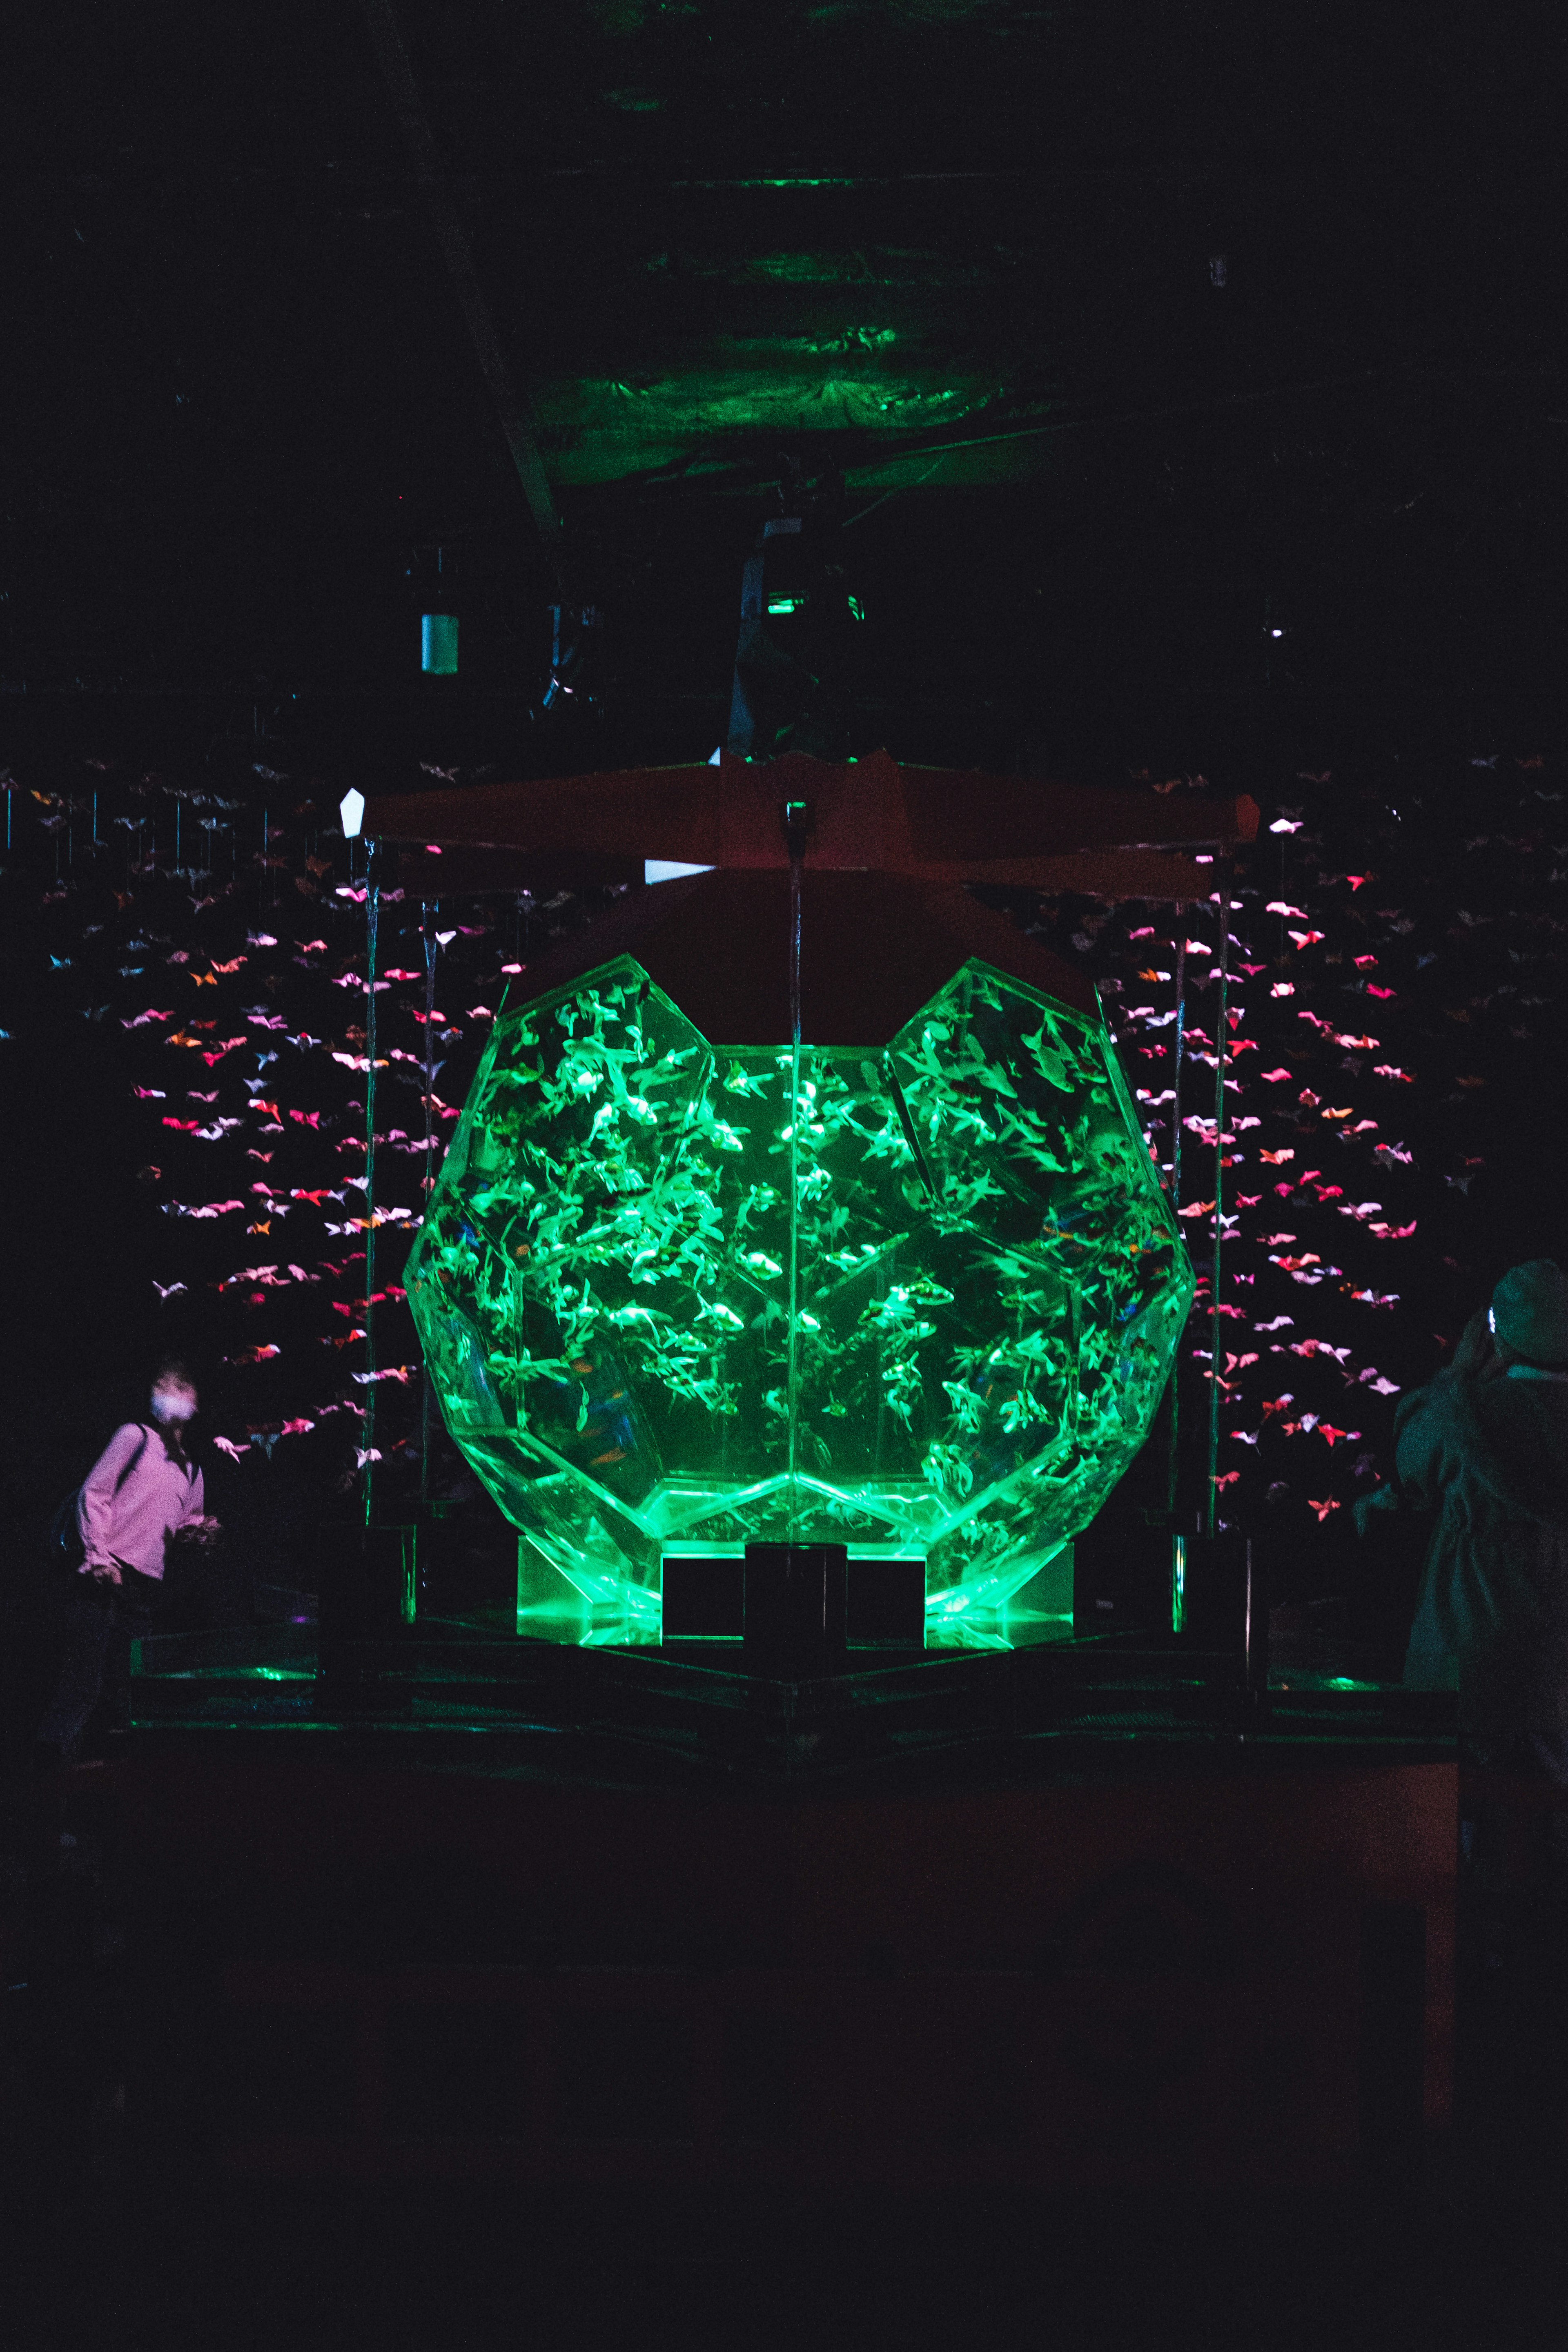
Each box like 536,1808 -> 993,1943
111,1425 -> 152,1494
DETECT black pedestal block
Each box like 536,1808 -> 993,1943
662,1555 -> 746,1638
662,1551 -> 927,1668
1074,1508 -> 1176,1638
317,1522 -> 416,1644
416,1497 -> 518,1618
743,1544 -> 848,1677
1180,1530 -> 1268,1693
845,1557 -> 926,1649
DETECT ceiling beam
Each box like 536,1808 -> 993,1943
358,0 -> 562,575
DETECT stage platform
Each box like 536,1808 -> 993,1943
129,1603 -> 1454,1785
110,1588 -> 1459,2192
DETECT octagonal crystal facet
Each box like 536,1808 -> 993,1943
405,955 -> 1193,1648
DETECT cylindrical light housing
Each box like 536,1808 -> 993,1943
421,613 -> 459,675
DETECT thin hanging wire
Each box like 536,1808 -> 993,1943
785,823 -> 804,1534
420,897 -> 439,1510
1204,884 -> 1232,1541
1166,929 -> 1188,1517
363,846 -> 381,1528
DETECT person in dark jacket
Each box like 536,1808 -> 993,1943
36,1361 -> 218,1765
1394,1260 -> 1568,1783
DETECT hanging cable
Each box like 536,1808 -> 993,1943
1166,931 -> 1188,1518
420,897 -> 439,1511
783,797 -> 808,1535
1204,883 -> 1232,1541
363,845 -> 381,1528
358,0 -> 563,576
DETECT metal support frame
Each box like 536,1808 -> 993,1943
420,898 -> 440,1508
1165,932 -> 1188,1517
358,0 -> 563,573
363,844 -> 382,1526
1205,871 -> 1232,1540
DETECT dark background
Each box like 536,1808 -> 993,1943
4,15 -> 1568,2257
2,0 -> 1566,1550
2,1 -> 1563,749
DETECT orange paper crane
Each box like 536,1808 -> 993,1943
359,748 -> 1257,1045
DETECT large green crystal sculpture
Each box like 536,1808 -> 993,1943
405,951 -> 1192,1649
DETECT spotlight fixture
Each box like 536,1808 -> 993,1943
541,603 -> 604,713
421,613 -> 459,675
726,487 -> 853,761
340,788 -> 365,839
407,543 -> 459,675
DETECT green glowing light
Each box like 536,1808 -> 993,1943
672,178 -> 864,191
848,597 -> 866,622
767,596 -> 807,616
421,614 -> 459,675
407,958 -> 1192,1650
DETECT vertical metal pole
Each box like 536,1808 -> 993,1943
1170,934 -> 1188,1204
785,847 -> 803,1528
783,801 -> 807,1537
1204,880 -> 1232,1540
363,842 -> 381,1528
1166,930 -> 1188,1517
420,897 -> 438,1510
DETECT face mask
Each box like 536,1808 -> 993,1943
152,1388 -> 195,1424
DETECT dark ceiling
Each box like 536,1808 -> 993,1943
3,1 -> 1565,771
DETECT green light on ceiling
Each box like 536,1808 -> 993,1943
767,596 -> 807,616
673,178 -> 865,192
406,956 -> 1192,1652
848,596 -> 865,622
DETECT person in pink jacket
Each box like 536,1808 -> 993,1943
37,1361 -> 219,1764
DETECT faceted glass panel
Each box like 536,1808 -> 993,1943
405,955 -> 1192,1648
